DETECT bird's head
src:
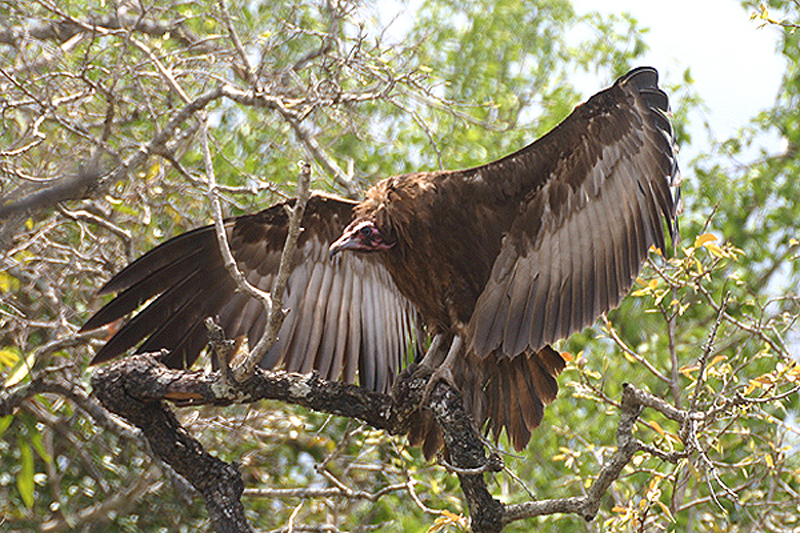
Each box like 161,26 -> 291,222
329,219 -> 395,257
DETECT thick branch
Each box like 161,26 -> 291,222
91,357 -> 254,533
88,352 -> 710,533
90,354 -> 506,531
427,378 -> 504,533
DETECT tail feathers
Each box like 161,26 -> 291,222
410,344 -> 565,457
478,346 -> 564,451
407,410 -> 443,460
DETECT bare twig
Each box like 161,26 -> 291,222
282,115 -> 358,198
244,483 -> 407,502
217,0 -> 256,86
234,161 -> 312,379
199,115 -> 275,377
601,315 -> 671,384
690,293 -> 731,413
40,467 -> 163,533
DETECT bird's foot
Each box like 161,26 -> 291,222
389,363 -> 436,433
422,363 -> 458,405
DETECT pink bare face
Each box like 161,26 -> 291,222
329,219 -> 395,257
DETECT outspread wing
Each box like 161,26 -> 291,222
81,193 -> 422,393
468,66 -> 680,360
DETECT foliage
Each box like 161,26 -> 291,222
0,0 -> 797,532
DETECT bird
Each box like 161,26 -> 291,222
81,67 -> 680,456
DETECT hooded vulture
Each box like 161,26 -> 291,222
82,67 -> 680,454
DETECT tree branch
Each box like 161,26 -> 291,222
87,349 -> 717,533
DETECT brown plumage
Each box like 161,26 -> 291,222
82,67 -> 680,454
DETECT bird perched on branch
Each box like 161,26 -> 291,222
82,67 -> 680,456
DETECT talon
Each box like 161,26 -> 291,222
421,336 -> 463,404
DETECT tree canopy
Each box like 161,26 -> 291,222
1,0 -> 798,532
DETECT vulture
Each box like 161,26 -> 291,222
82,67 -> 680,455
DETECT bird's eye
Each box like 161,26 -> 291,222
359,226 -> 372,237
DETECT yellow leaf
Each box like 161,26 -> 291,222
561,352 -> 574,362
612,505 -> 630,515
765,454 -> 774,469
441,510 -> 462,521
694,258 -> 704,275
654,289 -> 669,305
705,243 -> 730,258
655,500 -> 675,521
790,238 -> 799,246
145,161 -> 161,181
754,373 -> 776,385
427,510 -> 467,533
679,364 -> 700,376
0,272 -> 20,293
4,350 -> 36,387
709,355 -> 727,368
427,520 -> 446,533
648,420 -> 666,438
694,233 -> 717,248
0,347 -> 20,368
632,279 -> 659,297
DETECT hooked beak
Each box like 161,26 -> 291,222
329,232 -> 358,258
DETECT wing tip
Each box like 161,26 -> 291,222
620,66 -> 659,89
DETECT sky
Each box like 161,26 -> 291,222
571,0 -> 787,158
376,0 -> 788,161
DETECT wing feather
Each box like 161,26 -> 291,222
344,267 -> 363,385
330,262 -> 354,381
567,192 -> 588,333
468,67 -> 680,359
81,193 -> 422,394
543,216 -> 564,343
360,269 -> 377,390
316,259 -> 344,380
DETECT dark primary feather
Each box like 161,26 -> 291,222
83,67 -> 679,454
462,66 -> 680,361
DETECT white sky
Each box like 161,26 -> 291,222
376,0 -> 787,160
571,0 -> 786,156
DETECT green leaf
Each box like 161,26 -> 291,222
31,430 -> 52,465
17,436 -> 35,509
0,415 -> 13,438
